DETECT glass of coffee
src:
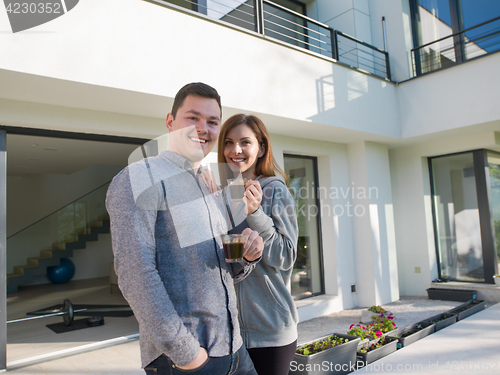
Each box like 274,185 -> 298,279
227,177 -> 248,201
221,234 -> 245,263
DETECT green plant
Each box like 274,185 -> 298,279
347,324 -> 376,340
368,305 -> 386,314
370,313 -> 397,334
296,335 -> 349,356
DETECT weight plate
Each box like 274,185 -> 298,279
63,299 -> 74,326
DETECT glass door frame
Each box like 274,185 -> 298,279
429,149 -> 499,283
284,153 -> 325,298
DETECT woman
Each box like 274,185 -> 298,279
218,114 -> 299,375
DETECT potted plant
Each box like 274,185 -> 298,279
370,313 -> 397,336
447,299 -> 486,320
420,313 -> 457,331
360,305 -> 387,324
290,333 -> 360,375
356,336 -> 398,367
387,322 -> 435,348
493,274 -> 500,286
347,324 -> 377,350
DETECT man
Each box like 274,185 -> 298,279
106,83 -> 263,375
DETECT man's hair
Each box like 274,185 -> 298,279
171,82 -> 222,118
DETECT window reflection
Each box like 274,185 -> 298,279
431,153 -> 484,282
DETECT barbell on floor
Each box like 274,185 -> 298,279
7,299 -> 133,326
7,299 -> 79,326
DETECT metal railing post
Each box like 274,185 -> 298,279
413,48 -> 422,77
331,29 -> 338,60
255,0 -> 264,35
385,52 -> 391,81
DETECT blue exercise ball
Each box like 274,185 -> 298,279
47,258 -> 75,284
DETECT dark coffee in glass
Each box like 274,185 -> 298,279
221,234 -> 245,263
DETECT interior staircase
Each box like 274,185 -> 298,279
6,216 -> 110,295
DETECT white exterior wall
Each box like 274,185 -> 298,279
347,141 -> 399,305
398,52 -> 500,138
0,0 -> 400,140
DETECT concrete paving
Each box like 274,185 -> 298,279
3,298 -> 498,374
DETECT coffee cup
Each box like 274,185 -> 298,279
221,234 -> 245,263
227,177 -> 248,201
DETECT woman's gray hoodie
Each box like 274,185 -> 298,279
230,175 -> 299,349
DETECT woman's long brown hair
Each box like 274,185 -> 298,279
218,114 -> 288,186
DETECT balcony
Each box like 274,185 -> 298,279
148,0 -> 391,80
411,16 -> 500,77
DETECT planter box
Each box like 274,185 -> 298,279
494,276 -> 500,286
290,333 -> 361,375
447,299 -> 486,320
386,322 -> 435,348
356,336 -> 398,367
426,287 -> 477,302
421,313 -> 457,331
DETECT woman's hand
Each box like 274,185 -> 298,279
200,169 -> 220,195
243,179 -> 262,215
241,228 -> 264,262
176,347 -> 208,370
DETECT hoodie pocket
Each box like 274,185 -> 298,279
239,275 -> 290,332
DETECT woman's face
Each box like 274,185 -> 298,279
223,124 -> 264,179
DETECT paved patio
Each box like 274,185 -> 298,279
3,297 -> 498,374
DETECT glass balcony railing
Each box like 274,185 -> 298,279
149,0 -> 391,80
7,182 -> 110,275
411,16 -> 500,76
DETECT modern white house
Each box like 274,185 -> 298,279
1,0 -> 499,370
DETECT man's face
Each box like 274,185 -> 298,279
166,95 -> 221,164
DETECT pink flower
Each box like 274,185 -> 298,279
380,320 -> 384,324
388,316 -> 394,320
350,324 -> 354,329
376,331 -> 383,337
380,314 -> 385,318
392,322 -> 396,327
363,327 -> 367,330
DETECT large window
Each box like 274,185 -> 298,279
410,0 -> 500,75
284,155 -> 324,299
430,150 -> 499,283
